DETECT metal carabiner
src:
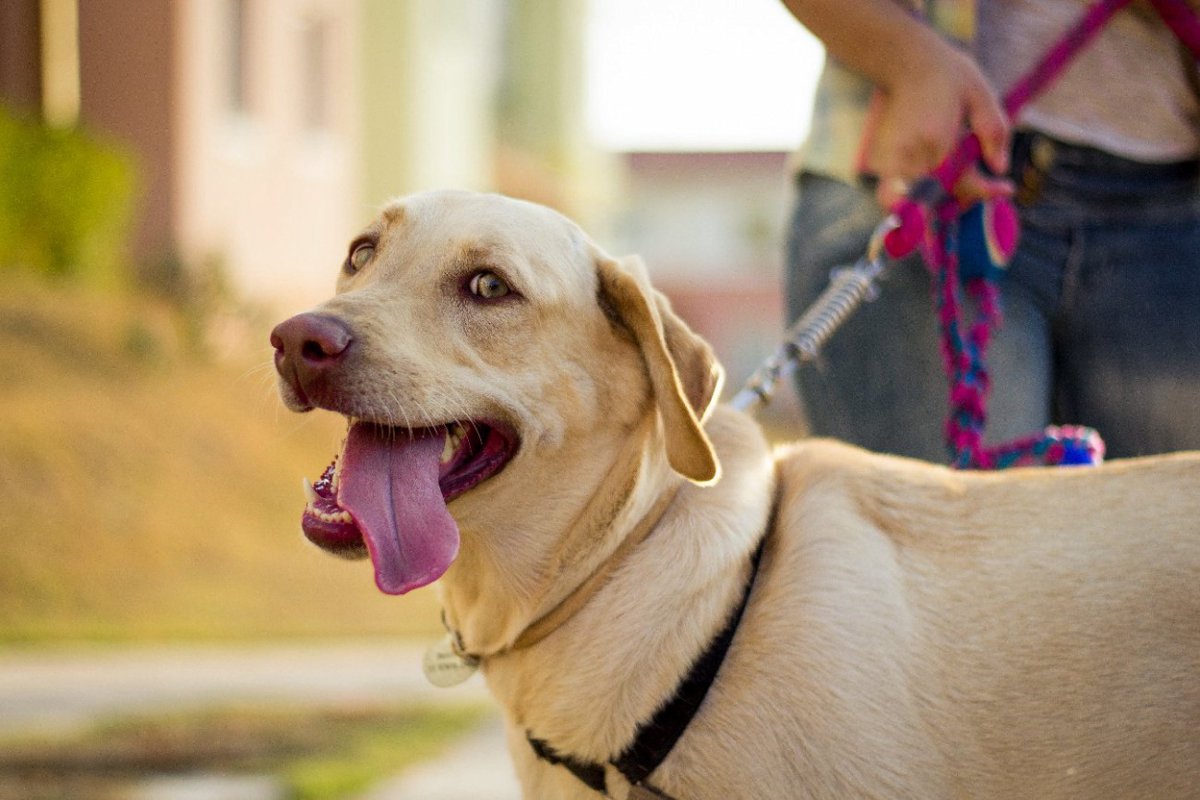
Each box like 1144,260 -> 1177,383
730,215 -> 899,413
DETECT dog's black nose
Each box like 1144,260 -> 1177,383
270,313 -> 354,404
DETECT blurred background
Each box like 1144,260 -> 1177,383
0,0 -> 821,796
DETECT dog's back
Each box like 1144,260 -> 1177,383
690,439 -> 1200,798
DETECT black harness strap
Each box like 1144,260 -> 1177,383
614,541 -> 764,785
527,735 -> 610,795
527,539 -> 765,798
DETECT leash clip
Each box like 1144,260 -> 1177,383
731,216 -> 897,413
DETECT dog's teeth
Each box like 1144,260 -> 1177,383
303,477 -> 317,507
441,423 -> 466,464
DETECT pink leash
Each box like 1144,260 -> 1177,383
877,0 -> 1200,468
733,0 -> 1200,468
882,0 -> 1136,261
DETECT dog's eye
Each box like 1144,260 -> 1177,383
346,242 -> 374,274
468,270 -> 511,300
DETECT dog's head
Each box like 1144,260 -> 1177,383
270,190 -> 723,595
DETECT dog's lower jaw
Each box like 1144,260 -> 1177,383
436,411 -> 670,662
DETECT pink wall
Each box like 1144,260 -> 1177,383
57,0 -> 361,309
78,0 -> 178,264
174,0 -> 362,310
0,0 -> 42,113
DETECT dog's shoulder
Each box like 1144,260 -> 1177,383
768,437 -> 994,558
772,437 -> 961,500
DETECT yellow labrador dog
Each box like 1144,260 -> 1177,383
271,189 -> 1200,799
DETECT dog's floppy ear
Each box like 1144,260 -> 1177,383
596,252 -> 723,485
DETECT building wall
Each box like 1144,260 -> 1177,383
359,0 -> 502,210
0,0 -> 41,114
77,0 -> 177,264
496,0 -> 617,234
2,0 -> 606,311
174,0 -> 362,309
611,151 -> 791,280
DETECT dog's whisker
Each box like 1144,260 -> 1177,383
445,387 -> 477,429
374,397 -> 400,442
387,392 -> 414,440
238,358 -> 278,383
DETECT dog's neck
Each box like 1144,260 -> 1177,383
504,476 -> 682,654
438,410 -> 676,659
482,406 -> 776,764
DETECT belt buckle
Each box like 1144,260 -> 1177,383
1016,136 -> 1055,206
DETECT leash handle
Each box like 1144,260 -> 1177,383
882,0 -> 1138,260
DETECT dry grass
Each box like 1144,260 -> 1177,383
0,279 -> 443,643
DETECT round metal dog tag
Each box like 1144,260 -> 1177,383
423,635 -> 479,688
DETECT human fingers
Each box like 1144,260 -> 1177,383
875,176 -> 912,210
873,100 -> 959,182
953,167 -> 1014,206
962,73 -> 1010,176
876,165 -> 1012,211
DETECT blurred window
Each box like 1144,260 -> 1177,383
300,16 -> 331,132
227,0 -> 250,115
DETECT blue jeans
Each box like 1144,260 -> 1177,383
785,132 -> 1200,462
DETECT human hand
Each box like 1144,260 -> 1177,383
865,41 -> 1013,210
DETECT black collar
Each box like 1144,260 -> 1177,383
527,536 -> 766,798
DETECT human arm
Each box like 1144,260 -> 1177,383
780,0 -> 1011,205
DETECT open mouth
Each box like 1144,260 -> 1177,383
301,420 -> 516,595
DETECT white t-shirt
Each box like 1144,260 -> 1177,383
976,0 -> 1200,162
799,0 -> 1200,181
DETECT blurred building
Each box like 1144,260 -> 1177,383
609,150 -> 788,280
0,0 -> 610,309
1,0 -> 808,429
609,149 -> 802,422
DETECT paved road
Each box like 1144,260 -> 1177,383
0,640 -> 489,734
357,716 -> 521,800
0,640 -> 522,798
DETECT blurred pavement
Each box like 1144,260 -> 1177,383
0,640 -> 522,798
0,640 -> 487,734
356,715 -> 521,800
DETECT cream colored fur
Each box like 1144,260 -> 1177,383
285,190 -> 1200,799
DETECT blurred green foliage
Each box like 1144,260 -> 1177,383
0,702 -> 492,800
0,104 -> 136,283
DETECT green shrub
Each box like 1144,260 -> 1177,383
0,104 -> 137,283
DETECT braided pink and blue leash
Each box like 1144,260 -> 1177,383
879,0 -> 1200,469
732,0 -> 1200,467
924,195 -> 1104,468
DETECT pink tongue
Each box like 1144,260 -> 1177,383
338,423 -> 460,595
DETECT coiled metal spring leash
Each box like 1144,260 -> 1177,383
731,217 -> 897,413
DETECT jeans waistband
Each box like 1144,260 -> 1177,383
1011,131 -> 1200,215
1012,131 -> 1200,181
